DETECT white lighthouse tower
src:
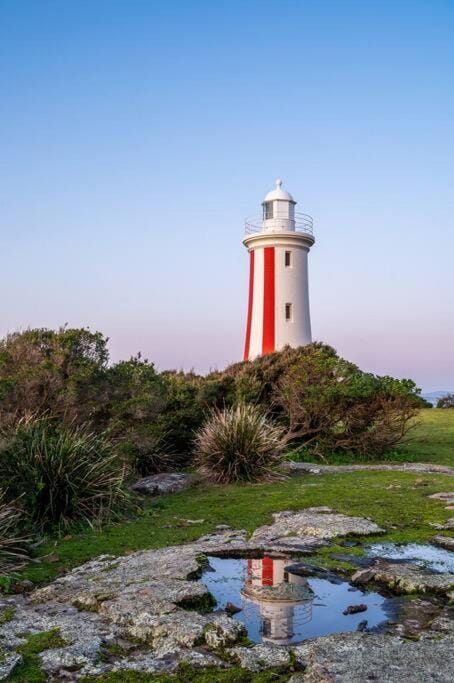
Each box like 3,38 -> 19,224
243,180 -> 315,360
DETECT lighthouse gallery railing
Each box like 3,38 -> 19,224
245,211 -> 314,236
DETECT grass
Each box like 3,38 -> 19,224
286,408 -> 454,466
8,628 -> 68,682
81,663 -> 291,682
15,467 -> 454,585
395,408 -> 454,465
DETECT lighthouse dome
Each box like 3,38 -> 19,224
263,179 -> 295,204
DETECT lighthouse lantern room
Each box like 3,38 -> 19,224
243,180 -> 315,360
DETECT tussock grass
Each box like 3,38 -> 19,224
194,404 -> 285,484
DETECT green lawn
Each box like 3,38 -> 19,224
18,469 -> 454,585
288,408 -> 454,466
395,408 -> 454,465
9,408 -> 454,587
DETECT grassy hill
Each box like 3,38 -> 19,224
396,408 -> 454,465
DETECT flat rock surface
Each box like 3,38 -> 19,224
352,559 -> 454,595
429,492 -> 454,505
431,518 -> 454,530
292,632 -> 454,682
251,508 -> 384,542
130,472 -> 192,495
287,461 -> 454,476
432,535 -> 454,551
1,510 -> 453,680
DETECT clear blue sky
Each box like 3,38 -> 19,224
1,1 -> 453,391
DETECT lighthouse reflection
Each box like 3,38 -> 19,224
241,557 -> 314,645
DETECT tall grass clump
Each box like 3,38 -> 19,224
0,493 -> 29,576
194,404 -> 285,484
0,417 -> 127,531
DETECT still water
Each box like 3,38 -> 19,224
366,542 -> 454,573
202,556 -> 396,645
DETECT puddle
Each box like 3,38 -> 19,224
202,556 -> 396,645
366,543 -> 454,573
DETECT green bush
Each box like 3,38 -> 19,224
0,417 -> 127,531
0,327 -> 108,429
213,344 -> 420,459
437,393 -> 454,408
194,404 -> 285,484
0,493 -> 29,576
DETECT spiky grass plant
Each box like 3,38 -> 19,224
0,417 -> 127,531
194,404 -> 285,484
0,493 -> 29,576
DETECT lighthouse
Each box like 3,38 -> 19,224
243,180 -> 315,360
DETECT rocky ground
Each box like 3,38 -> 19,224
1,506 -> 453,682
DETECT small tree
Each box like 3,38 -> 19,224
437,393 -> 454,408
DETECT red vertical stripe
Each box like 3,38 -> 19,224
261,557 -> 274,586
243,250 -> 255,360
262,247 -> 275,354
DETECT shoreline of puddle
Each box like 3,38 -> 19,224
200,541 -> 453,645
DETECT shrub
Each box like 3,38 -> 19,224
274,347 -> 418,457
194,404 -> 285,484
0,417 -> 127,531
0,327 -> 108,429
214,344 -> 419,459
0,494 -> 29,576
437,393 -> 454,409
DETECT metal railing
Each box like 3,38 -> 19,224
245,211 -> 314,236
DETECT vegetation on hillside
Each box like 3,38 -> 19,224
0,326 -> 437,579
0,329 -> 423,467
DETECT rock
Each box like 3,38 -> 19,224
2,523 -> 454,680
356,620 -> 368,632
225,601 -> 242,615
230,644 -> 291,671
330,553 -> 374,568
0,652 -> 22,680
343,603 -> 367,615
352,560 -> 454,596
203,615 -> 246,649
130,472 -> 192,495
251,509 -> 384,543
286,462 -> 454,476
432,535 -> 454,552
215,524 -> 230,530
296,632 -> 454,682
431,518 -> 454,531
429,492 -> 454,505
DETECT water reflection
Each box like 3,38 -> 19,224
202,555 -> 396,645
242,558 -> 313,644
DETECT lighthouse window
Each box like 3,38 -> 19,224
285,303 -> 293,321
285,251 -> 292,267
263,201 -> 274,220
